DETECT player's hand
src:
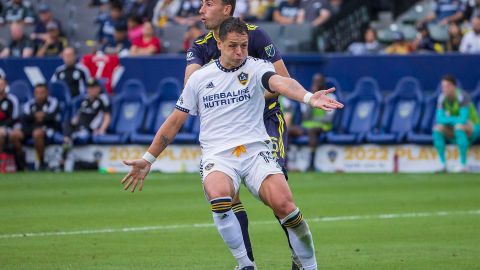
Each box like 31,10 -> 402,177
310,87 -> 344,111
121,159 -> 151,192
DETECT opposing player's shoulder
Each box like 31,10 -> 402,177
194,31 -> 215,45
187,61 -> 216,84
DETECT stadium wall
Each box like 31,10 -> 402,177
1,54 -> 478,93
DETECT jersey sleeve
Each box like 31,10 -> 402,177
250,27 -> 282,63
255,59 -> 276,92
176,77 -> 198,115
186,42 -> 206,66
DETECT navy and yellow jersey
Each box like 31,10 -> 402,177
186,23 -> 288,169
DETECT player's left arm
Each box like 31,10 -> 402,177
266,73 -> 343,111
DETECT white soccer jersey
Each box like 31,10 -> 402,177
176,56 -> 275,156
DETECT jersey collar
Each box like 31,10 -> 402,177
215,58 -> 247,73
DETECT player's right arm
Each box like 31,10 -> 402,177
122,76 -> 199,192
121,109 -> 189,192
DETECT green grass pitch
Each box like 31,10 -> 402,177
0,172 -> 479,269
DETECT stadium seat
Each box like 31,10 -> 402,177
326,77 -> 382,144
117,78 -> 147,96
48,81 -> 72,124
161,25 -> 189,53
282,24 -> 313,52
406,93 -> 437,144
367,77 -> 423,144
130,83 -> 197,144
428,24 -> 449,42
9,80 -> 32,110
92,89 -> 146,144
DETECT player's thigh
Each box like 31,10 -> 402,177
201,157 -> 241,201
455,121 -> 474,137
435,124 -> 455,139
258,174 -> 296,219
203,171 -> 236,201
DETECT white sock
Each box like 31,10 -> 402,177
281,208 -> 317,270
211,197 -> 253,268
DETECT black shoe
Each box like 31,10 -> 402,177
240,267 -> 255,270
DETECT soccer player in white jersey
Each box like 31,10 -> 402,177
121,17 -> 343,270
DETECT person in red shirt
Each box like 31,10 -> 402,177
130,21 -> 161,55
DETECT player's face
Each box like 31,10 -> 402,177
34,86 -> 48,103
199,0 -> 231,30
0,79 -> 6,96
441,80 -> 456,98
88,86 -> 101,98
218,32 -> 248,67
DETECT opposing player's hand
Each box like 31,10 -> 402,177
310,87 -> 344,112
121,159 -> 151,192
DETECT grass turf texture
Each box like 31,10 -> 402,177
0,172 -> 479,270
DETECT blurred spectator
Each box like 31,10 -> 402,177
412,23 -> 444,53
51,47 -> 91,98
183,22 -> 205,52
384,31 -> 414,55
124,0 -> 149,21
347,27 -> 382,55
82,51 -> 120,94
130,21 -> 161,55
97,2 -> 127,46
127,15 -> 144,43
35,21 -> 68,57
233,0 -> 249,19
419,0 -> 466,26
174,0 -> 201,26
328,0 -> 343,16
250,0 -> 276,21
10,83 -> 61,170
102,23 -> 131,56
289,74 -> 336,171
0,21 -> 34,58
62,78 -> 111,162
446,22 -> 463,51
433,75 -> 480,173
460,16 -> 480,53
31,3 -> 63,47
0,76 -> 20,153
152,0 -> 181,28
273,0 -> 302,25
297,0 -> 331,26
465,0 -> 480,20
89,0 -> 110,7
0,0 -> 35,25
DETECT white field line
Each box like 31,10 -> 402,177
1,209 -> 479,239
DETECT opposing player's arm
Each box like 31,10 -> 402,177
184,63 -> 202,86
265,73 -> 343,112
121,110 -> 189,192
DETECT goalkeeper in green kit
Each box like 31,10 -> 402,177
433,75 -> 480,172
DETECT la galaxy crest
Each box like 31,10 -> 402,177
264,44 -> 275,57
238,72 -> 249,85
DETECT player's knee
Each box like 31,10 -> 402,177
433,124 -> 446,133
32,129 -> 45,139
273,198 -> 296,218
454,124 -> 467,131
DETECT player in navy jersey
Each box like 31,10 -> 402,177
184,0 -> 300,268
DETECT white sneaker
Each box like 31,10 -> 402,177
452,164 -> 469,173
234,262 -> 257,270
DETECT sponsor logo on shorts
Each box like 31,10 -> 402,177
205,163 -> 214,171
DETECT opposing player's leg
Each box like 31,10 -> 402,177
232,194 -> 255,263
203,167 -> 254,269
264,111 -> 301,269
258,174 -> 317,270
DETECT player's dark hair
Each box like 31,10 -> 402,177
221,0 -> 236,16
218,17 -> 247,41
442,74 -> 457,86
34,83 -> 48,90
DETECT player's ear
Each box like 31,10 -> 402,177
223,4 -> 232,16
217,40 -> 222,51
